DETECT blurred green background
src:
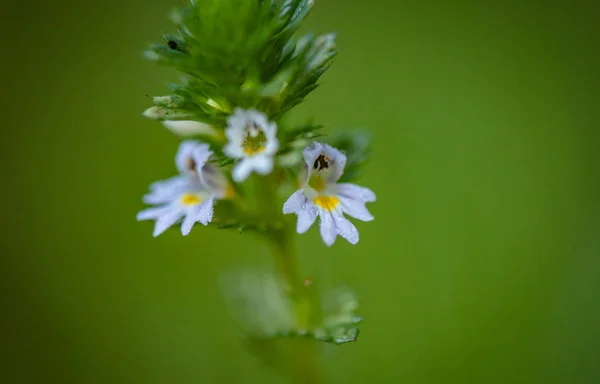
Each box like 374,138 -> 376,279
3,0 -> 599,382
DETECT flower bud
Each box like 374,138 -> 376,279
162,120 -> 217,137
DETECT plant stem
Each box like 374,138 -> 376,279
255,173 -> 323,383
269,226 -> 322,384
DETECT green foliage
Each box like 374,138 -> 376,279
221,270 -> 362,345
144,0 -> 337,128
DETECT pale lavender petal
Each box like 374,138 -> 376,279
283,190 -> 306,214
191,144 -> 212,170
225,108 -> 251,143
180,205 -> 201,236
232,159 -> 254,182
162,120 -> 216,137
149,175 -> 187,191
199,163 -> 229,196
333,212 -> 359,245
194,197 -> 215,225
152,208 -> 184,237
339,196 -> 374,222
297,205 -> 318,234
335,183 -> 376,203
244,109 -> 270,129
263,121 -> 279,155
145,176 -> 193,204
251,155 -> 274,175
137,205 -> 171,221
302,142 -> 324,169
263,134 -> 279,156
319,208 -> 337,246
176,140 -> 201,174
223,140 -> 244,158
322,144 -> 347,183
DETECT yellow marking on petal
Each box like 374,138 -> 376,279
313,195 -> 340,211
242,127 -> 267,156
181,193 -> 201,206
243,146 -> 265,155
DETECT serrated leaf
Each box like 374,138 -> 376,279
152,95 -> 186,109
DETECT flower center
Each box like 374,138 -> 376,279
313,195 -> 340,211
308,154 -> 332,191
308,174 -> 327,191
186,157 -> 196,171
242,124 -> 266,156
180,193 -> 202,206
313,154 -> 330,171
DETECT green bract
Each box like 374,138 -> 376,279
144,0 -> 334,125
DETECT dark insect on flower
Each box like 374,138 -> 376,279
313,154 -> 330,170
167,40 -> 178,50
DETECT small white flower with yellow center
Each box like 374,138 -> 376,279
283,142 -> 376,246
137,140 -> 232,237
223,108 -> 279,182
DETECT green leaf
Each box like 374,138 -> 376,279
220,270 -> 362,345
142,106 -> 192,121
151,95 -> 186,109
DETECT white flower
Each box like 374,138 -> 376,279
137,141 -> 232,236
283,142 -> 376,246
162,120 -> 217,137
223,108 -> 279,182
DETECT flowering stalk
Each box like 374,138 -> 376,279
137,0 -> 374,381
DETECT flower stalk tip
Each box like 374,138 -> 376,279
136,1 -> 375,376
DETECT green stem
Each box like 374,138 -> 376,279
269,227 -> 322,384
252,173 -> 322,383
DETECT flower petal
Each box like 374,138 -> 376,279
181,205 -> 201,236
318,208 -> 337,246
333,212 -> 359,245
175,140 -> 201,174
252,155 -> 274,175
339,196 -> 374,222
137,205 -> 171,221
191,144 -> 212,170
149,175 -> 187,191
232,159 -> 254,182
283,190 -> 306,214
223,140 -> 244,158
335,183 -> 376,203
244,109 -> 270,129
152,207 -> 184,237
297,205 -> 318,234
263,134 -> 279,156
302,141 -> 325,169
194,197 -> 215,225
225,109 -> 249,140
199,163 -> 230,197
163,120 -> 216,137
145,176 -> 195,204
322,144 -> 347,183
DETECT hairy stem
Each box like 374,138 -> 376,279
258,174 -> 322,383
269,227 -> 322,384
